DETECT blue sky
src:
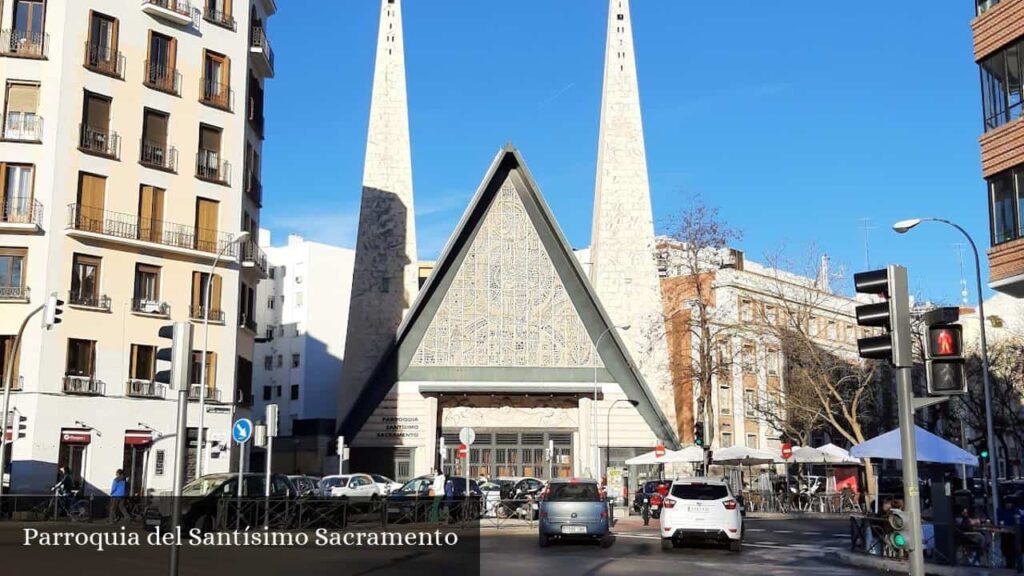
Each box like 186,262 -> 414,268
261,1 -> 984,304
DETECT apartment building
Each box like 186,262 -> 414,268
0,0 -> 274,495
658,239 -> 861,453
251,231 -> 354,476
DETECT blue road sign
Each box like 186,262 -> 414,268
232,418 -> 253,444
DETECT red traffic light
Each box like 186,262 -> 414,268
927,326 -> 962,358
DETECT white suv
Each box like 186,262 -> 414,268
660,478 -> 743,552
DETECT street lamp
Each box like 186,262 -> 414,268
592,324 -> 629,479
892,216 -> 999,520
196,230 -> 250,478
605,398 -> 639,479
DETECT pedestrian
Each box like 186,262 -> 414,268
429,469 -> 446,522
444,477 -> 455,522
108,469 -> 127,524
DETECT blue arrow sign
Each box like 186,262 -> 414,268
232,418 -> 253,444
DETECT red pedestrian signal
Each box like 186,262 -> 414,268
929,328 -> 960,357
922,310 -> 966,395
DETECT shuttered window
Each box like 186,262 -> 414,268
194,198 -> 219,252
6,83 -> 38,114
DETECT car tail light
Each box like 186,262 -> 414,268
600,510 -> 608,518
723,499 -> 738,510
663,498 -> 676,509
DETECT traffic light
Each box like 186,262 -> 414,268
694,422 -> 705,447
922,308 -> 966,395
853,266 -> 912,367
17,414 -> 26,439
887,509 -> 911,550
155,323 -> 193,391
43,293 -> 63,328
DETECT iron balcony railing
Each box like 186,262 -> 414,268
67,203 -> 240,256
200,78 -> 233,111
246,171 -> 262,206
79,124 -> 120,159
63,375 -> 105,396
0,197 -> 42,226
196,150 -> 231,184
126,379 -> 165,399
0,30 -> 47,58
3,113 -> 42,141
248,96 -> 265,138
0,285 -> 28,300
68,290 -> 111,311
140,139 -> 178,172
83,41 -> 124,78
143,60 -> 181,95
131,297 -> 170,316
190,305 -> 225,323
250,24 -> 274,71
188,384 -> 220,402
143,0 -> 193,19
240,313 -> 257,333
240,238 -> 268,274
203,6 -> 236,30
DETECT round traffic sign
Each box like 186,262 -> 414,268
232,418 -> 254,444
655,444 -> 666,458
459,427 -> 475,446
781,443 -> 793,460
457,443 -> 468,459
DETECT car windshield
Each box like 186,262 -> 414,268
370,475 -> 388,483
182,476 -> 230,496
547,482 -> 601,502
400,478 -> 427,492
671,483 -> 729,501
322,477 -> 348,489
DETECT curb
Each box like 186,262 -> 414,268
747,512 -> 847,521
829,550 -> 1017,576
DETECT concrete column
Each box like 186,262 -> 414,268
578,397 -> 593,477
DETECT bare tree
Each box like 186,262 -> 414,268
952,339 -> 1024,473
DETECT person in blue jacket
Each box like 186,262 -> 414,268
108,469 -> 127,523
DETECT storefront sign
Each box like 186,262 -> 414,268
60,429 -> 91,444
124,431 -> 154,446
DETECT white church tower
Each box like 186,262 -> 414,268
338,0 -> 419,430
590,0 -> 676,434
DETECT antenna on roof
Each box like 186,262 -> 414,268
859,218 -> 875,269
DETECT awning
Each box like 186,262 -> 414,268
712,446 -> 783,465
850,426 -> 978,466
816,443 -> 862,465
124,430 -> 154,446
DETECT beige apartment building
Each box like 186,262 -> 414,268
0,0 -> 273,495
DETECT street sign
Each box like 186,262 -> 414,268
457,443 -> 468,459
655,443 -> 665,458
232,418 -> 253,444
459,427 -> 475,446
781,443 -> 792,460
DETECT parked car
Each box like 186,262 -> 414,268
144,473 -> 297,533
538,478 -> 611,548
287,475 -> 320,498
632,480 -> 669,518
369,473 -> 400,495
320,474 -> 382,499
386,475 -> 481,522
660,478 -> 742,552
496,476 -> 545,519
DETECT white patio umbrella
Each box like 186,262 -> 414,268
850,426 -> 978,466
712,446 -> 783,466
624,449 -> 671,465
666,445 -> 707,464
816,443 -> 862,465
789,445 -> 835,464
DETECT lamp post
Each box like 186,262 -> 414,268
605,399 -> 639,478
893,217 -> 999,521
196,231 -> 249,478
593,324 -> 629,479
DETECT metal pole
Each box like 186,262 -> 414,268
168,387 -> 188,576
264,435 -> 272,527
236,440 -> 245,531
592,327 -> 621,479
0,303 -> 43,495
896,365 -> 925,576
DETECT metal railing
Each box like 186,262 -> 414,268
83,42 -> 124,78
196,150 -> 230,184
143,60 -> 181,95
67,203 -> 239,256
240,313 -> 257,332
143,0 -> 193,19
79,124 -> 120,158
0,376 -> 23,390
0,30 -> 47,58
68,291 -> 111,311
131,298 -> 170,316
188,384 -> 220,402
3,113 -> 42,141
246,172 -> 262,205
240,239 -> 268,274
0,286 -> 28,300
140,139 -> 177,172
203,7 -> 236,30
125,379 -> 165,399
248,95 -> 265,137
190,305 -> 225,323
250,25 -> 274,72
0,198 -> 41,225
62,375 -> 105,395
200,78 -> 233,111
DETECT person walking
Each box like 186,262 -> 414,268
108,469 -> 127,524
429,469 -> 446,522
51,466 -> 73,517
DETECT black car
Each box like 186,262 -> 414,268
386,475 -> 481,522
144,473 -> 298,533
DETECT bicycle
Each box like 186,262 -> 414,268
30,489 -> 90,522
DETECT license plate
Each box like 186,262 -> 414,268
688,506 -> 708,513
145,517 -> 162,526
561,525 -> 587,534
651,505 -> 659,511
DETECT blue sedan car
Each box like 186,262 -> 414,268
538,479 -> 612,548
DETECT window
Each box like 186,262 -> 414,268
0,335 -> 20,382
766,348 -> 779,375
70,253 -> 101,307
276,355 -> 282,368
247,72 -> 265,137
827,320 -> 837,341
204,0 -> 235,29
201,50 -> 231,110
291,353 -> 300,368
981,39 -> 1024,132
275,385 -> 281,397
267,296 -> 274,310
194,198 -> 219,252
978,1 -> 1003,16
66,338 -> 96,377
716,340 -> 731,381
133,264 -> 161,310
12,0 -> 46,55
741,343 -> 755,373
245,143 -> 261,200
740,299 -> 753,322
129,344 -> 156,380
262,386 -> 271,401
4,83 -> 40,141
264,326 -> 274,340
191,271 -> 222,320
718,384 -> 731,415
746,434 -> 758,449
138,185 -> 164,242
721,432 -> 733,448
990,168 -> 1024,245
239,283 -> 255,329
145,31 -> 178,94
744,389 -> 757,418
764,304 -> 777,325
140,110 -> 171,170
0,248 -> 26,298
75,172 -> 105,232
189,351 -> 217,388
80,91 -> 115,157
295,292 -> 304,307
154,450 -> 165,476
263,356 -> 272,370
85,12 -> 120,77
290,385 -> 298,400
269,267 -> 275,279
197,125 -> 225,182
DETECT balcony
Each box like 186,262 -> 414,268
0,376 -> 23,391
131,297 -> 170,317
246,171 -> 262,206
203,6 -> 236,30
249,25 -> 274,78
0,286 -> 28,301
0,197 -> 42,232
83,42 -> 124,79
200,78 -> 233,111
141,0 -> 194,26
69,291 -> 111,312
79,124 -> 120,159
240,238 -> 268,277
240,313 -> 257,333
140,140 -> 178,172
63,375 -> 105,396
0,30 -> 47,59
143,60 -> 181,95
3,113 -> 42,142
67,203 -> 241,260
126,379 -> 165,399
188,384 -> 220,402
196,150 -> 231,185
190,305 -> 225,323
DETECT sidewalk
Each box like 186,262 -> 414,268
830,550 -> 1018,576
